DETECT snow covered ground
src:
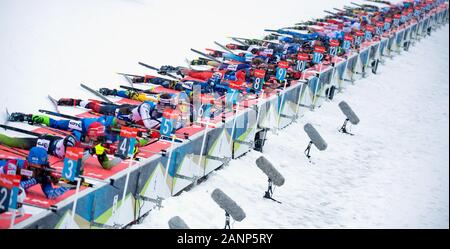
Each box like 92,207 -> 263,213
1,0 -> 448,229
134,25 -> 450,229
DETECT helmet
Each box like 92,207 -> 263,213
87,122 -> 106,138
63,135 -> 77,148
104,116 -> 119,128
27,147 -> 49,166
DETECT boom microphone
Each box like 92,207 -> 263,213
304,123 -> 327,151
168,216 -> 190,229
211,188 -> 246,222
255,156 -> 285,187
338,101 -> 360,125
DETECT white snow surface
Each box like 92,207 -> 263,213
0,0 -> 448,229
134,25 -> 450,229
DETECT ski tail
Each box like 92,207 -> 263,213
184,58 -> 193,70
80,83 -> 114,104
116,72 -> 143,78
119,85 -> 158,95
4,108 -> 10,126
38,109 -> 81,121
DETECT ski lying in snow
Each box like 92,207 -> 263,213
0,144 -> 28,158
229,36 -> 278,46
80,83 -> 114,104
138,62 -> 159,71
190,48 -> 223,64
0,124 -> 41,137
38,109 -> 81,121
48,95 -> 61,113
138,62 -> 182,80
214,41 -> 235,54
59,179 -> 94,188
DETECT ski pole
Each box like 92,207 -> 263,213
0,124 -> 41,137
138,62 -> 182,80
68,177 -> 81,229
163,135 -> 177,184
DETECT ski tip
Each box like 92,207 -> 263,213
4,107 -> 10,126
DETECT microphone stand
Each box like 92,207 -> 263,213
339,118 -> 355,135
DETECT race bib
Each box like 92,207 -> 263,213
227,64 -> 239,71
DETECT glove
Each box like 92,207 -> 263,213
94,144 -> 106,156
99,88 -> 117,96
31,115 -> 50,126
132,77 -> 145,83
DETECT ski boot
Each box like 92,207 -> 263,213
58,178 -> 86,189
57,98 -> 81,106
8,112 -> 32,123
99,88 -> 118,96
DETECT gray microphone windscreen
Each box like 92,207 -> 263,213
338,101 -> 360,125
168,216 -> 190,229
304,123 -> 327,151
255,156 -> 285,187
211,189 -> 246,222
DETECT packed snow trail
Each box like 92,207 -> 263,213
134,24 -> 450,229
